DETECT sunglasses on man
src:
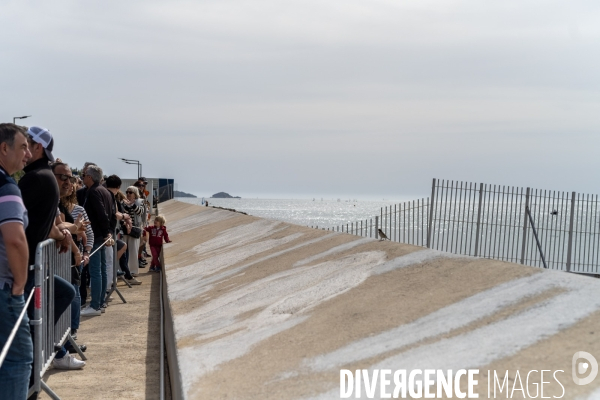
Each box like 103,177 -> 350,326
54,173 -> 77,184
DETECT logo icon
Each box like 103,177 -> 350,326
572,351 -> 598,385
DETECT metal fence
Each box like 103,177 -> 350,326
29,239 -> 86,399
314,198 -> 430,247
321,178 -> 600,275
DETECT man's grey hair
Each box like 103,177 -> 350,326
82,161 -> 96,174
0,123 -> 28,147
86,165 -> 103,184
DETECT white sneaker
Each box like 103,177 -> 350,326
126,278 -> 142,285
80,306 -> 101,317
52,354 -> 86,370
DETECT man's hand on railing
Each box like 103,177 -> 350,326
104,233 -> 115,247
56,228 -> 73,254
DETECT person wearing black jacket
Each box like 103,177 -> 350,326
18,127 -> 72,291
81,164 -> 114,317
20,127 -> 82,378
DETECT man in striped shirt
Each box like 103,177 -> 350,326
0,123 -> 33,399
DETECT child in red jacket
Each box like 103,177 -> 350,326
144,215 -> 171,272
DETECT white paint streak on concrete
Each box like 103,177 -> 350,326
294,237 -> 373,267
307,272 -> 600,399
167,209 -> 235,234
306,272 -> 553,372
169,233 -> 339,301
165,219 -> 294,301
175,251 -> 387,338
168,232 -> 303,301
373,248 -> 465,275
175,251 -> 388,396
191,219 -> 286,255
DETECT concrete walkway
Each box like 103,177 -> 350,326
39,269 -> 161,399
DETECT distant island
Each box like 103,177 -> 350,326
211,192 -> 241,199
174,190 -> 197,198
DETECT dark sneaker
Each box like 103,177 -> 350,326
68,344 -> 87,353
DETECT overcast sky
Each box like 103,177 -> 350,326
2,1 -> 599,199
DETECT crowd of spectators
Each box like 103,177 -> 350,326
0,123 -> 156,399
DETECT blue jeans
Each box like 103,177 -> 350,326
53,275 -> 76,360
0,284 -> 33,400
53,275 -> 75,325
71,277 -> 81,330
89,242 -> 107,310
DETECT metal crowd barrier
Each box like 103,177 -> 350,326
28,239 -> 86,400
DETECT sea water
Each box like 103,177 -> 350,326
175,197 -> 419,229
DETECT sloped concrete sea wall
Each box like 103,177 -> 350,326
160,200 -> 600,399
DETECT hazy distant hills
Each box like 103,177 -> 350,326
211,192 -> 241,199
174,190 -> 197,198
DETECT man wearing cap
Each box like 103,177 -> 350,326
0,123 -> 33,399
19,127 -> 83,380
18,126 -> 73,290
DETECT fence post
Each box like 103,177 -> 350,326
30,257 -> 43,397
520,187 -> 531,265
474,183 -> 484,257
427,178 -> 436,248
566,191 -> 576,272
375,216 -> 379,239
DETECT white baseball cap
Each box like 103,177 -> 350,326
27,126 -> 55,162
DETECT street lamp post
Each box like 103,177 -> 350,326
119,158 -> 142,178
13,115 -> 31,124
